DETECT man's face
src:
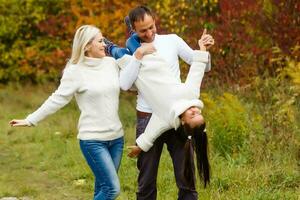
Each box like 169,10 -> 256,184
133,14 -> 157,43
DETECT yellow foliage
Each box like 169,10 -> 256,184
69,0 -> 144,45
201,92 -> 216,109
286,60 -> 300,91
277,46 -> 300,96
200,91 -> 259,156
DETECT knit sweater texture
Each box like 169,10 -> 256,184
26,56 -> 123,141
119,34 -> 211,113
117,50 -> 209,151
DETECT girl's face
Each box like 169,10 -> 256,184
181,106 -> 204,128
86,33 -> 106,58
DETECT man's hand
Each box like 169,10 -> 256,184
198,29 -> 215,51
134,43 -> 156,60
9,119 -> 32,127
127,145 -> 142,158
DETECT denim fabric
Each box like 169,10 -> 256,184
126,33 -> 141,54
111,47 -> 131,59
80,137 -> 124,200
136,114 -> 198,200
109,33 -> 141,59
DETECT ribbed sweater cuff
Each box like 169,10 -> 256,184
25,115 -> 37,126
193,50 -> 209,63
136,134 -> 153,152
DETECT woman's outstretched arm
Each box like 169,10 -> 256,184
9,66 -> 80,127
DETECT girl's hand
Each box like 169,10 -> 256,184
134,43 -> 156,60
198,29 -> 215,51
9,119 -> 32,127
127,145 -> 142,158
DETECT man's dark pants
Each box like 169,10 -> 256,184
136,111 -> 198,200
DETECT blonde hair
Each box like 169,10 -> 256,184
68,25 -> 100,65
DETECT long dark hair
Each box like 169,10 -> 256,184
177,123 -> 210,188
128,5 -> 155,28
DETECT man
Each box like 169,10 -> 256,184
119,6 -> 211,199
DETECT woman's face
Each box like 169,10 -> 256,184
181,106 -> 204,128
86,33 -> 106,58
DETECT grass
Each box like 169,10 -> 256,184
0,83 -> 299,199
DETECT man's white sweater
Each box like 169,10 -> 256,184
26,56 -> 123,141
117,50 -> 209,151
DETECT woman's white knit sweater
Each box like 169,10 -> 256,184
117,50 -> 209,151
26,56 -> 123,141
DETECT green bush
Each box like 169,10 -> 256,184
0,0 -> 68,83
251,58 -> 300,155
201,92 -> 263,157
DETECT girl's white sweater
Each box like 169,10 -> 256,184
117,51 -> 209,151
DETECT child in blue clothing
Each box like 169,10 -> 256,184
104,16 -> 141,59
104,33 -> 140,59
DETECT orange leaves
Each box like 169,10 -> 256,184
0,0 -> 298,84
69,1 -> 146,40
25,47 -> 37,59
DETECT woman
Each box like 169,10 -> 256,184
9,25 -> 123,200
109,30 -> 213,187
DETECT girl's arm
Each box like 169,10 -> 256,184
127,113 -> 171,158
184,50 -> 210,96
185,29 -> 214,95
175,31 -> 212,72
136,113 -> 170,152
119,56 -> 141,91
119,43 -> 156,91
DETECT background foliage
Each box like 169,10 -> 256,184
0,0 -> 299,84
0,0 -> 299,199
1,84 -> 299,199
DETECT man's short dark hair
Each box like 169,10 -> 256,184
129,5 -> 155,28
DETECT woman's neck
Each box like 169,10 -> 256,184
83,56 -> 104,67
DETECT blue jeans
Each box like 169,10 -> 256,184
79,137 -> 124,200
110,33 -> 141,59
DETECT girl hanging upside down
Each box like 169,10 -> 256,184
108,29 -> 214,187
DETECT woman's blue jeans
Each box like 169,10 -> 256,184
79,137 -> 124,200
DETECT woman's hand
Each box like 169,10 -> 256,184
198,29 -> 215,51
127,145 -> 142,158
9,119 -> 32,127
134,43 -> 156,60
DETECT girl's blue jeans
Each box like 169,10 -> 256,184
79,137 -> 124,200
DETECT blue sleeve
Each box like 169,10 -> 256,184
126,33 -> 141,54
110,46 -> 131,59
109,33 -> 141,59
